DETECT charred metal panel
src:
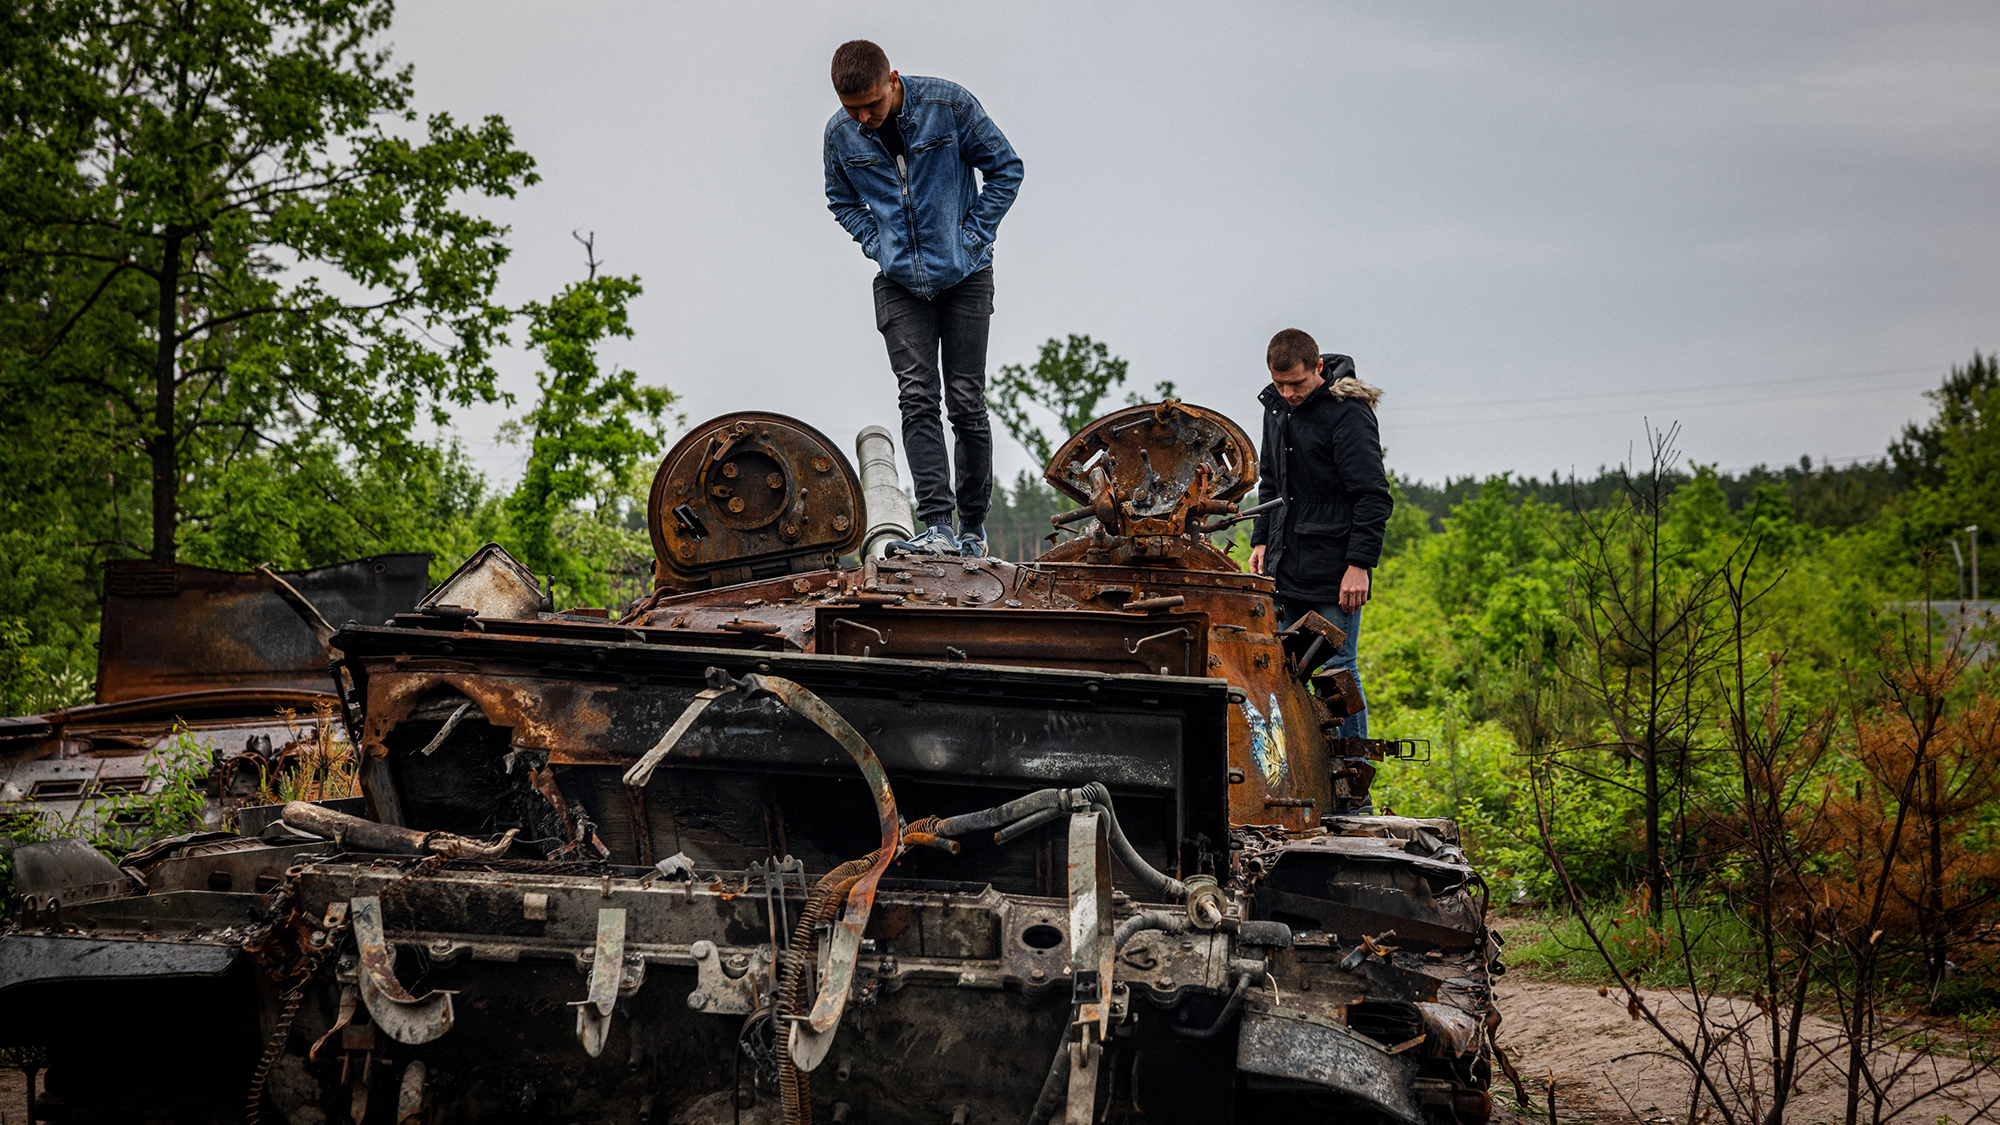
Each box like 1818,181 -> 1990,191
97,554 -> 431,702
337,624 -> 1231,894
1248,835 -> 1484,952
1237,1003 -> 1424,1124
0,934 -> 239,992
338,625 -> 1227,799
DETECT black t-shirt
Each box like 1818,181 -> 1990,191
876,114 -> 906,160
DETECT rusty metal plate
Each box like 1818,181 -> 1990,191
1044,401 -> 1257,512
647,413 -> 864,589
97,554 -> 431,703
813,606 -> 1211,677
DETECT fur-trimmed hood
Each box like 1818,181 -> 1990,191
1323,375 -> 1384,409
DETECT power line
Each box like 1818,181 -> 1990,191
1390,364 -> 1945,414
1387,378 -> 1937,431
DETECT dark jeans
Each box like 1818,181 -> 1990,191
873,267 -> 994,529
1277,596 -> 1367,738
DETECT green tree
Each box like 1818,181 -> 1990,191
1889,352 -> 1997,491
502,243 -> 676,606
988,334 -> 1129,465
0,0 -> 536,563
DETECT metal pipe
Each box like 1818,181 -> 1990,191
281,801 -> 428,853
992,804 -> 1068,845
855,426 -> 915,560
933,784 -> 1188,899
1113,910 -> 1190,955
933,788 -> 1070,838
1079,783 -> 1187,900
1197,497 -> 1284,535
280,801 -> 516,858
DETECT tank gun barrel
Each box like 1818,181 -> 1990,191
855,424 -> 915,559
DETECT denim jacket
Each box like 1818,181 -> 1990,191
824,75 -> 1024,299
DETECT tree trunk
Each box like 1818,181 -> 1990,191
1925,760 -> 1947,989
1643,734 -> 1663,917
149,229 -> 182,561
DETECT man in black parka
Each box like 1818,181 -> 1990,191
1248,328 -> 1392,738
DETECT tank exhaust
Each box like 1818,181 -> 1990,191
855,424 -> 915,559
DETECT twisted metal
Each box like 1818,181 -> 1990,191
243,847 -> 458,1124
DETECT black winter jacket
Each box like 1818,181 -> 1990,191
1249,354 -> 1393,602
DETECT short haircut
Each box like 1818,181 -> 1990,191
831,40 -> 892,96
1267,328 -> 1320,373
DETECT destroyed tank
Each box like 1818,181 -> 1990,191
0,403 -> 1502,1125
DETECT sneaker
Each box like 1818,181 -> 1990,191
886,524 -> 960,557
957,530 -> 990,559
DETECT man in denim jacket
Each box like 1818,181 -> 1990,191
824,40 -> 1024,558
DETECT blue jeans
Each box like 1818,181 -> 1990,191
1277,596 -> 1367,738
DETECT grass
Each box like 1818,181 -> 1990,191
1500,898 -> 1774,997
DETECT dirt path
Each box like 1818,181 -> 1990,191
1494,976 -> 2000,1125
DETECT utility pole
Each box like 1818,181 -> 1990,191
1970,525 -> 1982,602
1951,539 -> 1966,601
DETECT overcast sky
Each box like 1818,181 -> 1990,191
387,1 -> 1999,491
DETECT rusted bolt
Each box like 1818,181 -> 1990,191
782,524 -> 800,540
832,514 -> 850,531
688,992 -> 709,1011
429,938 -> 452,955
1031,967 -> 1045,981
310,930 -> 327,947
766,472 -> 783,489
728,497 -> 745,513
722,461 -> 739,478
1251,601 -> 1266,617
1228,767 -> 1247,784
812,457 -> 832,473
678,543 -> 694,558
1254,652 -> 1271,670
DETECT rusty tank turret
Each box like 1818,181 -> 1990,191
1,404 -> 1500,1125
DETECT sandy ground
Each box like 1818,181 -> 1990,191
0,1067 -> 37,1125
1493,975 -> 2000,1125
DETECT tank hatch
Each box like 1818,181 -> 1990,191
1042,400 -> 1263,567
646,411 -> 865,589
